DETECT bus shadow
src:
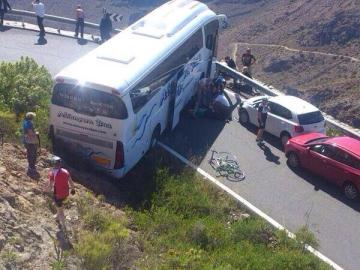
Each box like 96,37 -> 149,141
289,166 -> 360,211
161,115 -> 227,166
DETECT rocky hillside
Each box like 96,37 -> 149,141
0,143 -> 139,269
9,0 -> 360,127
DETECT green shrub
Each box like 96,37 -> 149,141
75,196 -> 130,270
0,111 -> 19,143
0,57 -> 52,117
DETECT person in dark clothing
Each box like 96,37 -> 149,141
256,98 -> 270,143
100,11 -> 112,43
74,4 -> 85,38
225,56 -> 237,70
205,76 -> 241,121
241,48 -> 256,76
23,112 -> 39,178
0,0 -> 11,27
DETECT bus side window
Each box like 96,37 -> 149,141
130,29 -> 204,113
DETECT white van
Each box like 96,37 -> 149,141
49,0 -> 227,178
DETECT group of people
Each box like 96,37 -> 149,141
0,1 -> 113,43
193,75 -> 241,121
224,48 -> 256,78
23,112 -> 75,228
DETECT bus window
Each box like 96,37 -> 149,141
130,29 -> 203,113
204,20 -> 219,56
52,83 -> 128,119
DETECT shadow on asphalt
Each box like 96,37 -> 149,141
0,25 -> 11,32
77,38 -> 88,45
288,165 -> 360,211
35,36 -> 47,45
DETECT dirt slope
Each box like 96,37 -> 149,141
0,143 -> 139,269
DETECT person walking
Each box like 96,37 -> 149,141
74,4 -> 85,39
23,112 -> 39,178
0,0 -> 11,27
100,11 -> 112,43
256,98 -> 270,144
32,0 -> 45,36
241,48 -> 256,77
47,156 -> 75,227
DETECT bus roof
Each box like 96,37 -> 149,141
55,0 -> 218,95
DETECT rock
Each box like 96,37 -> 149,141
0,166 -> 6,175
0,235 -> 6,251
240,213 -> 250,220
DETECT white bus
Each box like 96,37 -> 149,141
49,0 -> 227,178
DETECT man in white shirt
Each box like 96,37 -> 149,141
32,0 -> 45,36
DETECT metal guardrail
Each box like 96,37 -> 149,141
216,62 -> 360,139
8,9 -> 121,33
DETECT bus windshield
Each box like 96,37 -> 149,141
52,83 -> 128,119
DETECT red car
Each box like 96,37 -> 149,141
285,133 -> 360,200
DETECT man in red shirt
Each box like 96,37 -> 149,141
47,156 -> 75,227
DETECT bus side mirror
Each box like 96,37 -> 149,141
217,14 -> 229,30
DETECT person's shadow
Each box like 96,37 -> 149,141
0,25 -> 11,32
258,143 -> 280,165
77,38 -> 88,45
35,35 -> 47,45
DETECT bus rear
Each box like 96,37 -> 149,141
49,80 -> 129,178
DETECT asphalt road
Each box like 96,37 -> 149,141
0,28 -> 97,75
1,27 -> 359,270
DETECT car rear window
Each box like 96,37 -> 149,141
297,111 -> 324,125
52,83 -> 128,119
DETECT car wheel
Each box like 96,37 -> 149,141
239,109 -> 249,125
343,182 -> 359,200
280,132 -> 291,147
287,152 -> 300,169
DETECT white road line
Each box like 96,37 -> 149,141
157,141 -> 344,270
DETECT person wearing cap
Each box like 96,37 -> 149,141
47,156 -> 75,227
74,4 -> 85,39
241,48 -> 256,77
256,98 -> 271,144
23,112 -> 39,177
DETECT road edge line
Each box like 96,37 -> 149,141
158,141 -> 344,270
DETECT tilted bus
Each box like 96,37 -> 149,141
49,0 -> 227,178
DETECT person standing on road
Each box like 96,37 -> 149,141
74,4 -> 85,39
241,48 -> 256,77
32,0 -> 45,36
100,10 -> 112,43
256,98 -> 270,144
0,0 -> 11,27
47,156 -> 75,227
23,112 -> 39,178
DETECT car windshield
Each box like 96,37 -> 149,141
297,111 -> 324,125
52,83 -> 128,119
305,137 -> 329,145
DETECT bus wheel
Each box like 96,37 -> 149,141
149,126 -> 161,150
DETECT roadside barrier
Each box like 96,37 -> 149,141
216,62 -> 360,139
7,9 -> 121,33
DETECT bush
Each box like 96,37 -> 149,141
0,58 -> 52,147
75,197 -> 131,270
0,57 -> 52,117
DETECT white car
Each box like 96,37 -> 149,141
238,95 -> 326,146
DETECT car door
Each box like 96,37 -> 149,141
266,102 -> 292,137
247,100 -> 262,125
326,148 -> 357,186
305,144 -> 336,179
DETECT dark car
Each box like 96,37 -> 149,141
285,133 -> 360,200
